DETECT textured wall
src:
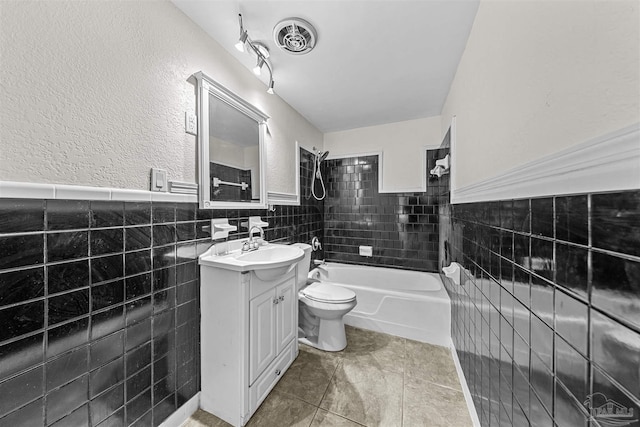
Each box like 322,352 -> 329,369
323,117 -> 442,192
0,1 -> 322,194
441,0 -> 640,190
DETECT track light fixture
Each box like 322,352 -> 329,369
235,30 -> 248,52
235,14 -> 274,94
253,57 -> 264,76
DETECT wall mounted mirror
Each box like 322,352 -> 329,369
194,72 -> 269,209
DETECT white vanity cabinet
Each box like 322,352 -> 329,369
249,278 -> 296,384
199,263 -> 298,427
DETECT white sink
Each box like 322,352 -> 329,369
199,243 -> 304,281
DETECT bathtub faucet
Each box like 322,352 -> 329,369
313,259 -> 328,274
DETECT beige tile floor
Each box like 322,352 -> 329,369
183,326 -> 473,427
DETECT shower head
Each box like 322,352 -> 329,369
312,147 -> 329,162
318,150 -> 329,162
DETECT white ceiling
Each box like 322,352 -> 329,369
173,0 -> 479,133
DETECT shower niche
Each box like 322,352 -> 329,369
193,72 -> 269,209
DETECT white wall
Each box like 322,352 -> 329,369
441,0 -> 640,191
323,117 -> 442,192
0,1 -> 322,194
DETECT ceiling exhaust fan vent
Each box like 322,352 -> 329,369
273,18 -> 317,55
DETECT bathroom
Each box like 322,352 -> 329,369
0,1 -> 638,426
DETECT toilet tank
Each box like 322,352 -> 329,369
292,243 -> 312,288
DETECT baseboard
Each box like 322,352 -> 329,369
449,338 -> 481,427
159,392 -> 200,427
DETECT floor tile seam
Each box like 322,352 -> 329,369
342,363 -> 405,378
323,360 -> 404,427
336,369 -> 405,387
404,377 -> 465,394
343,342 -> 407,355
277,387 -> 325,408
401,385 -> 473,427
306,406 -> 319,427
316,358 -> 342,410
402,337 -> 407,363
272,387 -> 322,409
322,408 -> 369,426
339,356 -> 405,378
401,354 -> 405,427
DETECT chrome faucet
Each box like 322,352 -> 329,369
242,226 -> 264,252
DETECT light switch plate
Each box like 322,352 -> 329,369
151,168 -> 168,192
185,112 -> 197,135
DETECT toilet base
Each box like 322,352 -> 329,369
298,318 -> 347,352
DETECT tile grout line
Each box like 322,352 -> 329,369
423,379 -> 467,394
401,338 -> 405,427
318,358 -> 373,427
315,355 -> 342,411
307,406 -> 319,427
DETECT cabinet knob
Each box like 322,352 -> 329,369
279,295 -> 285,302
275,369 -> 281,376
273,298 -> 279,305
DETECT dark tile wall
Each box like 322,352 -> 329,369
296,148 -> 325,264
0,150 -> 324,426
0,199 -> 200,427
323,150 -> 448,272
441,190 -> 640,426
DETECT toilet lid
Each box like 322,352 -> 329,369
300,282 -> 356,304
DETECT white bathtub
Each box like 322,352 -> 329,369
309,262 -> 451,346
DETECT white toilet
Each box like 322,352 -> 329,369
293,243 -> 357,352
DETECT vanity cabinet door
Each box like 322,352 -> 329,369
276,278 -> 296,352
249,290 -> 277,384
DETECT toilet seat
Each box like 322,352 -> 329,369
300,282 -> 356,304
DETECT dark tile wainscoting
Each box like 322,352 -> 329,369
0,152 -> 323,426
0,200 -> 201,427
323,150 -> 449,272
440,190 -> 640,426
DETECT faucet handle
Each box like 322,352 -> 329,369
311,236 -> 322,251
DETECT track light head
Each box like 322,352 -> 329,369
253,57 -> 264,76
235,30 -> 248,52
